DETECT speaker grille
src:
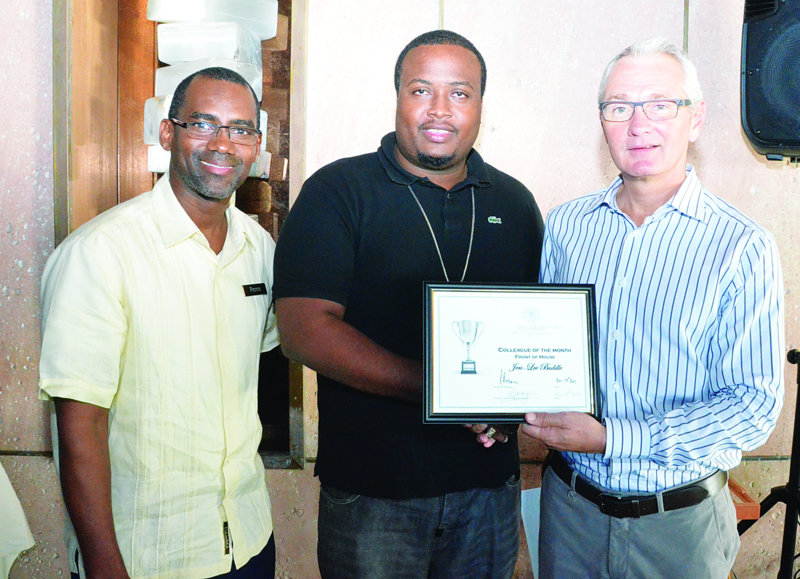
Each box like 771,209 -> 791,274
744,0 -> 778,20
741,0 -> 800,157
758,24 -> 800,122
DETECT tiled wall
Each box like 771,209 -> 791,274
0,1 -> 63,576
2,1 -> 796,577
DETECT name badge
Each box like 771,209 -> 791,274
243,283 -> 267,297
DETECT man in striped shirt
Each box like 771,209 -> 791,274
517,38 -> 784,577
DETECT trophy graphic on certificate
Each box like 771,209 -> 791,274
452,320 -> 484,374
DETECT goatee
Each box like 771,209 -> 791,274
416,151 -> 456,170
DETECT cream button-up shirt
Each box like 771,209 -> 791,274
39,175 -> 279,578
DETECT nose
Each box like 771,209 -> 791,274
627,105 -> 652,135
207,126 -> 234,153
427,91 -> 451,119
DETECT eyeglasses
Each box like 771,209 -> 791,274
599,99 -> 693,122
170,118 -> 261,145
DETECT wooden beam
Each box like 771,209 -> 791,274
53,0 -> 120,242
118,0 -> 157,202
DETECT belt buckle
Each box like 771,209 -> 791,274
599,493 -> 639,518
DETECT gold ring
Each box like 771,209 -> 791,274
484,427 -> 497,439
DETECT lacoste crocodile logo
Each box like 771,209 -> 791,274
488,216 -> 502,224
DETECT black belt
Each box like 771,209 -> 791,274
545,452 -> 727,519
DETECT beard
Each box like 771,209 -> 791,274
415,151 -> 457,170
177,152 -> 246,201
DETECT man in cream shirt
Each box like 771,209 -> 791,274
39,67 -> 278,578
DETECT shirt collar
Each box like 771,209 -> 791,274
665,164 -> 705,221
376,132 -> 490,191
582,164 -> 705,222
151,174 -> 251,251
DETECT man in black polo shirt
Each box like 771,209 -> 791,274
273,30 -> 543,577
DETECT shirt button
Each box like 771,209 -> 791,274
612,382 -> 620,391
612,330 -> 621,340
618,278 -> 627,287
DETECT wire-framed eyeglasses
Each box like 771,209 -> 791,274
599,99 -> 693,122
170,118 -> 261,145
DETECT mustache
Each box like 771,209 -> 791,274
197,151 -> 244,167
419,122 -> 457,133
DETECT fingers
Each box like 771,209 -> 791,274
472,424 -> 511,447
477,431 -> 498,448
525,412 -> 558,426
520,412 -> 607,454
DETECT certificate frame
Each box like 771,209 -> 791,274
423,282 -> 599,423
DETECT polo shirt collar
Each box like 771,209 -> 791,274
583,164 -> 705,222
377,132 -> 490,191
151,173 -> 252,251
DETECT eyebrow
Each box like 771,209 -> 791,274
189,111 -> 255,127
605,92 -> 672,101
405,78 -> 476,91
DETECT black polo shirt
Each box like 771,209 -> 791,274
274,132 -> 543,498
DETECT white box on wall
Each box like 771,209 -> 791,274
143,95 -> 173,145
147,0 -> 279,40
155,58 -> 263,101
157,22 -> 262,68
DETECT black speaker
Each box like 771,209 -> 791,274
741,0 -> 800,160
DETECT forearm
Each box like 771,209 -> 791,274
277,297 -> 422,402
606,382 -> 782,466
55,399 -> 129,578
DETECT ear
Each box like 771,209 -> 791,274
688,100 -> 706,143
158,118 -> 174,151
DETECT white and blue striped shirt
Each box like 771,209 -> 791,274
542,166 -> 784,493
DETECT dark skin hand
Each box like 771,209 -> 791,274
54,398 -> 130,578
466,423 -> 516,447
521,412 -> 606,453
474,412 -> 606,453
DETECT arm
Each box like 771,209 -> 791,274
54,398 -> 129,579
276,297 -> 422,403
520,230 -> 784,465
621,233 -> 784,466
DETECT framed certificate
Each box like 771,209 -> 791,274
423,283 -> 599,423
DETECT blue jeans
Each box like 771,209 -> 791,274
70,535 -> 275,579
317,475 -> 521,578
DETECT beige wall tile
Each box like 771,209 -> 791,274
2,456 -> 66,579
443,0 -> 685,213
0,0 -> 54,453
266,468 -> 321,577
304,0 -> 441,176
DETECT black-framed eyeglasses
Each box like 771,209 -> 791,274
599,99 -> 693,122
170,118 -> 261,145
